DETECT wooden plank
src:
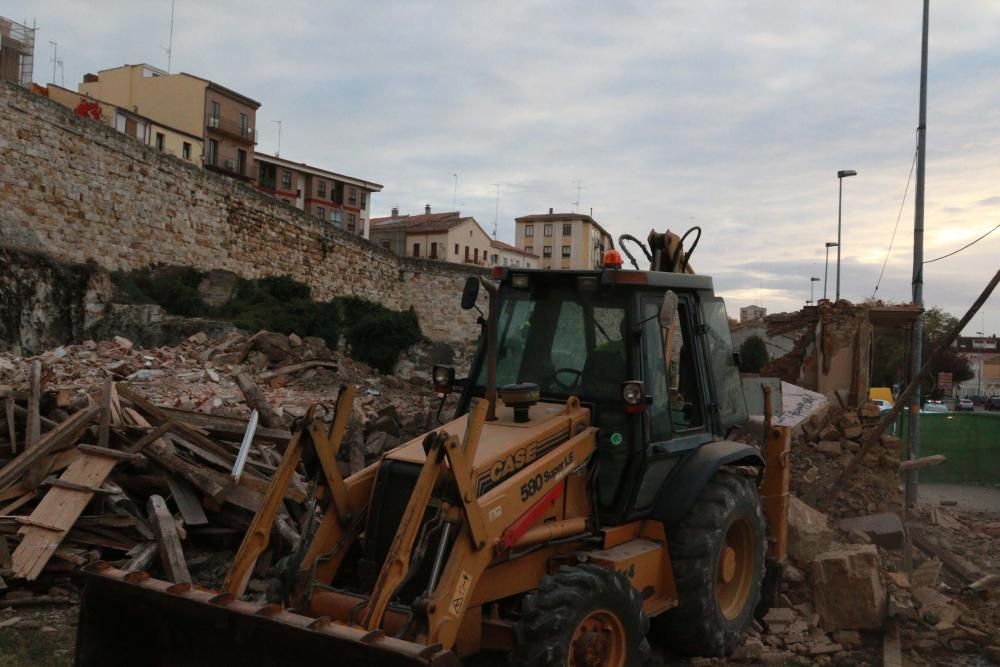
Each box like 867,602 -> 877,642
4,398 -> 15,455
910,524 -> 983,584
124,541 -> 158,573
75,444 -> 141,461
10,449 -> 120,580
899,454 -> 946,472
0,536 -> 10,569
97,377 -> 113,449
0,491 -> 36,516
166,476 -> 209,526
0,406 -> 99,492
257,359 -> 338,381
159,408 -> 291,447
147,495 -> 191,584
882,623 -> 902,667
27,360 -> 41,448
234,372 -> 285,431
41,478 -> 114,495
10,405 -> 58,431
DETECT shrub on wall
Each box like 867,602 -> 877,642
110,268 -> 421,371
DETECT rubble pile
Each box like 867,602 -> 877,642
790,400 -> 903,519
0,331 -> 445,603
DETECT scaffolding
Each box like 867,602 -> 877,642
0,16 -> 35,88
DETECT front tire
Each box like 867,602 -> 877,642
656,472 -> 765,656
511,564 -> 650,667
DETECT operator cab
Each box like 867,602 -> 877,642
452,265 -> 747,525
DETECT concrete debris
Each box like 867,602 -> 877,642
812,545 -> 887,631
787,495 -> 835,564
838,513 -> 905,550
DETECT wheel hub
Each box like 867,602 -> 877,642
720,546 -> 737,584
570,610 -> 625,667
717,517 -> 755,620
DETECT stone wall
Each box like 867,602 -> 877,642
0,82 -> 485,346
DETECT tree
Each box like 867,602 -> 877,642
739,335 -> 769,374
869,306 -> 973,399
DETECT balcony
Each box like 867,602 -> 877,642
206,116 -> 256,145
205,157 -> 251,181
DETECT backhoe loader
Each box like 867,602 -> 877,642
75,229 -> 791,667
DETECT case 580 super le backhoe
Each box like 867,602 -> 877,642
75,229 -> 791,667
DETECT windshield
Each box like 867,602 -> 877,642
476,283 -> 628,401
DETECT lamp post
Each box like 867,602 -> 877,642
824,242 -> 838,300
836,169 -> 857,301
809,277 -> 820,305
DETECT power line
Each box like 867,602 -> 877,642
872,149 -> 917,298
923,222 -> 1000,264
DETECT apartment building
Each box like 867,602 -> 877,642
514,209 -> 613,270
740,305 -> 767,323
370,206 -> 492,265
0,17 -> 34,87
43,84 -> 202,164
253,154 -> 382,237
489,240 -> 537,268
78,64 -> 259,179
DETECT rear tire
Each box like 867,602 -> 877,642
511,564 -> 650,667
655,472 -> 765,657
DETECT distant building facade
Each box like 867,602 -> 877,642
253,153 -> 382,238
740,305 -> 766,323
0,17 -> 34,87
43,84 -> 202,164
370,206 -> 492,265
78,64 -> 260,180
514,210 -> 613,270
954,336 -> 1000,398
489,239 -> 537,268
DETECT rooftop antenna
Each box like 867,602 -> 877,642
48,40 -> 58,85
161,0 -> 176,73
491,183 -> 501,239
572,178 -> 584,213
451,173 -> 458,210
57,57 -> 64,86
271,120 -> 282,157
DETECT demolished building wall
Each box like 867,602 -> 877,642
0,82 -> 485,346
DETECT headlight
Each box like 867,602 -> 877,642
622,381 -> 644,405
432,365 -> 455,393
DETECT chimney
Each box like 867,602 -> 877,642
425,204 -> 431,215
83,73 -> 99,83
548,207 -> 553,214
391,206 -> 399,217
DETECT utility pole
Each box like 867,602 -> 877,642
271,120 -> 282,157
49,41 -> 58,84
573,178 -> 584,213
451,173 -> 458,210
492,183 -> 500,240
166,0 -> 176,73
906,0 -> 930,540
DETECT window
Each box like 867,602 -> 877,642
155,132 -> 165,151
525,245 -> 533,255
543,224 -> 552,237
318,180 -> 326,197
561,245 -> 571,258
207,139 -> 218,166
349,188 -> 357,205
240,112 -> 248,136
182,142 -> 191,160
361,192 -> 367,209
281,170 -> 292,189
210,101 -> 220,122
317,206 -> 325,220
543,246 -> 552,258
525,224 -> 534,237
381,241 -> 390,250
347,214 -> 356,232
330,209 -> 343,226
431,242 -> 438,259
115,112 -> 127,133
413,243 -> 421,257
465,246 -> 470,262
563,223 -> 572,236
503,258 -> 508,266
474,248 -> 479,263
454,243 -> 459,255
237,149 -> 247,176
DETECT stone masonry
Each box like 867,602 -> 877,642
0,82 -> 485,345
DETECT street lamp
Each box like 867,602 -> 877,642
836,169 -> 857,301
823,242 -> 839,300
809,277 -> 820,305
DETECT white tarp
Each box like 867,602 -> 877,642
775,381 -> 828,427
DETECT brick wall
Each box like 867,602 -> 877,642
0,83 -> 486,345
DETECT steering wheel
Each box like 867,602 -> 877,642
553,368 -> 583,391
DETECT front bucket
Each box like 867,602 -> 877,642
74,563 -> 459,667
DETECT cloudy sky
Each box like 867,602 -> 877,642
13,1 -> 999,332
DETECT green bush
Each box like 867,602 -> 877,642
110,268 -> 422,372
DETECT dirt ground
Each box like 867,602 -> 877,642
0,606 -> 76,667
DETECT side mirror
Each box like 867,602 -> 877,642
658,291 -> 678,329
461,276 -> 480,310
